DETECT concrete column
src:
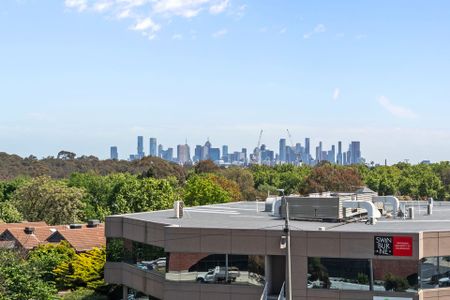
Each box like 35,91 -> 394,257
122,285 -> 128,300
265,256 -> 272,294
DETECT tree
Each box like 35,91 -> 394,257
28,241 -> 76,282
184,175 -> 232,206
220,167 -> 257,200
0,249 -> 57,299
0,201 -> 22,223
194,160 -> 220,174
305,164 -> 362,193
12,176 -> 86,225
54,247 -> 106,290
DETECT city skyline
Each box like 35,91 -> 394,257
1,1 -> 449,163
114,135 -> 365,166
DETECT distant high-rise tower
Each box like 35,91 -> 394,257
349,141 -> 361,164
222,145 -> 229,160
110,146 -> 118,160
137,136 -> 144,159
177,144 -> 191,164
149,138 -> 157,157
337,141 -> 343,165
279,139 -> 287,162
305,138 -> 311,164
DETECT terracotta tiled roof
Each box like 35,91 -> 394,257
1,228 -> 44,249
48,225 -> 105,252
0,222 -> 105,252
0,221 -> 48,235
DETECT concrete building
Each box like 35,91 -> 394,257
110,146 -> 118,160
105,193 -> 450,300
149,138 -> 157,157
279,139 -> 287,162
137,136 -> 145,159
177,144 -> 191,165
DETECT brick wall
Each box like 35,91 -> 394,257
168,253 -> 209,271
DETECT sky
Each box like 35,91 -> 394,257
0,0 -> 449,164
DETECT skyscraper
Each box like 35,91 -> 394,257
222,145 -> 229,160
137,136 -> 144,159
149,138 -> 157,157
194,145 -> 202,162
337,141 -> 343,165
279,139 -> 286,162
209,148 -> 220,162
110,146 -> 118,160
349,141 -> 361,164
305,138 -> 311,164
177,144 -> 191,164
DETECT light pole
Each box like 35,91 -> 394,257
277,189 -> 292,300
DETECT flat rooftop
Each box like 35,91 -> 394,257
120,201 -> 450,233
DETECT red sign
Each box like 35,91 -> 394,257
392,236 -> 413,256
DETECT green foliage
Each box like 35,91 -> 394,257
384,272 -> 409,292
184,174 -> 232,206
0,201 -> 22,223
69,173 -> 178,221
60,288 -> 108,300
220,167 -> 257,200
306,163 -> 363,193
0,249 -> 57,300
194,160 -> 220,174
357,272 -> 369,284
28,241 -> 76,282
54,247 -> 106,290
12,176 -> 86,225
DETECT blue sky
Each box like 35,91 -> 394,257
0,0 -> 449,163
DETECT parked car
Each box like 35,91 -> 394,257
196,266 -> 240,283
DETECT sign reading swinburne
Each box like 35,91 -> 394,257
374,236 -> 413,256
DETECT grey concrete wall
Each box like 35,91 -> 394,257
105,215 -> 450,299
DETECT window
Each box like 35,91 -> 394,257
308,257 -> 370,290
420,256 -> 450,289
308,257 -> 418,292
106,238 -> 166,275
165,253 -> 265,286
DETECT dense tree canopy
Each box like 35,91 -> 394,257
12,176 -> 86,225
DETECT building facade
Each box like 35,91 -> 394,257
105,198 -> 450,300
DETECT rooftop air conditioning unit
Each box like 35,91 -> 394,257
69,224 -> 83,229
174,201 -> 184,219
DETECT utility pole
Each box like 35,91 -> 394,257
280,189 -> 292,300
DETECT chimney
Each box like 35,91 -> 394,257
69,224 -> 82,229
87,220 -> 100,228
24,227 -> 35,235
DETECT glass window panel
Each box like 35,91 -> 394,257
373,259 -> 418,292
307,258 -> 370,291
420,256 -> 450,289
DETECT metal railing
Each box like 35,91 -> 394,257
277,282 -> 285,300
260,282 -> 268,300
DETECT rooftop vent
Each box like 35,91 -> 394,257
69,224 -> 83,229
87,219 -> 100,228
24,227 -> 35,234
174,201 -> 184,219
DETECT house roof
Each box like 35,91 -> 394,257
48,224 -> 105,252
0,221 -> 48,235
0,222 -> 105,251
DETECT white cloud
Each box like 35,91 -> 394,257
209,0 -> 229,14
93,1 -> 113,12
64,0 -> 236,39
303,23 -> 326,39
279,27 -> 287,34
65,0 -> 87,12
172,33 -> 183,40
212,28 -> 228,38
332,88 -> 340,101
131,17 -> 161,33
153,0 -> 210,18
378,96 -> 418,119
